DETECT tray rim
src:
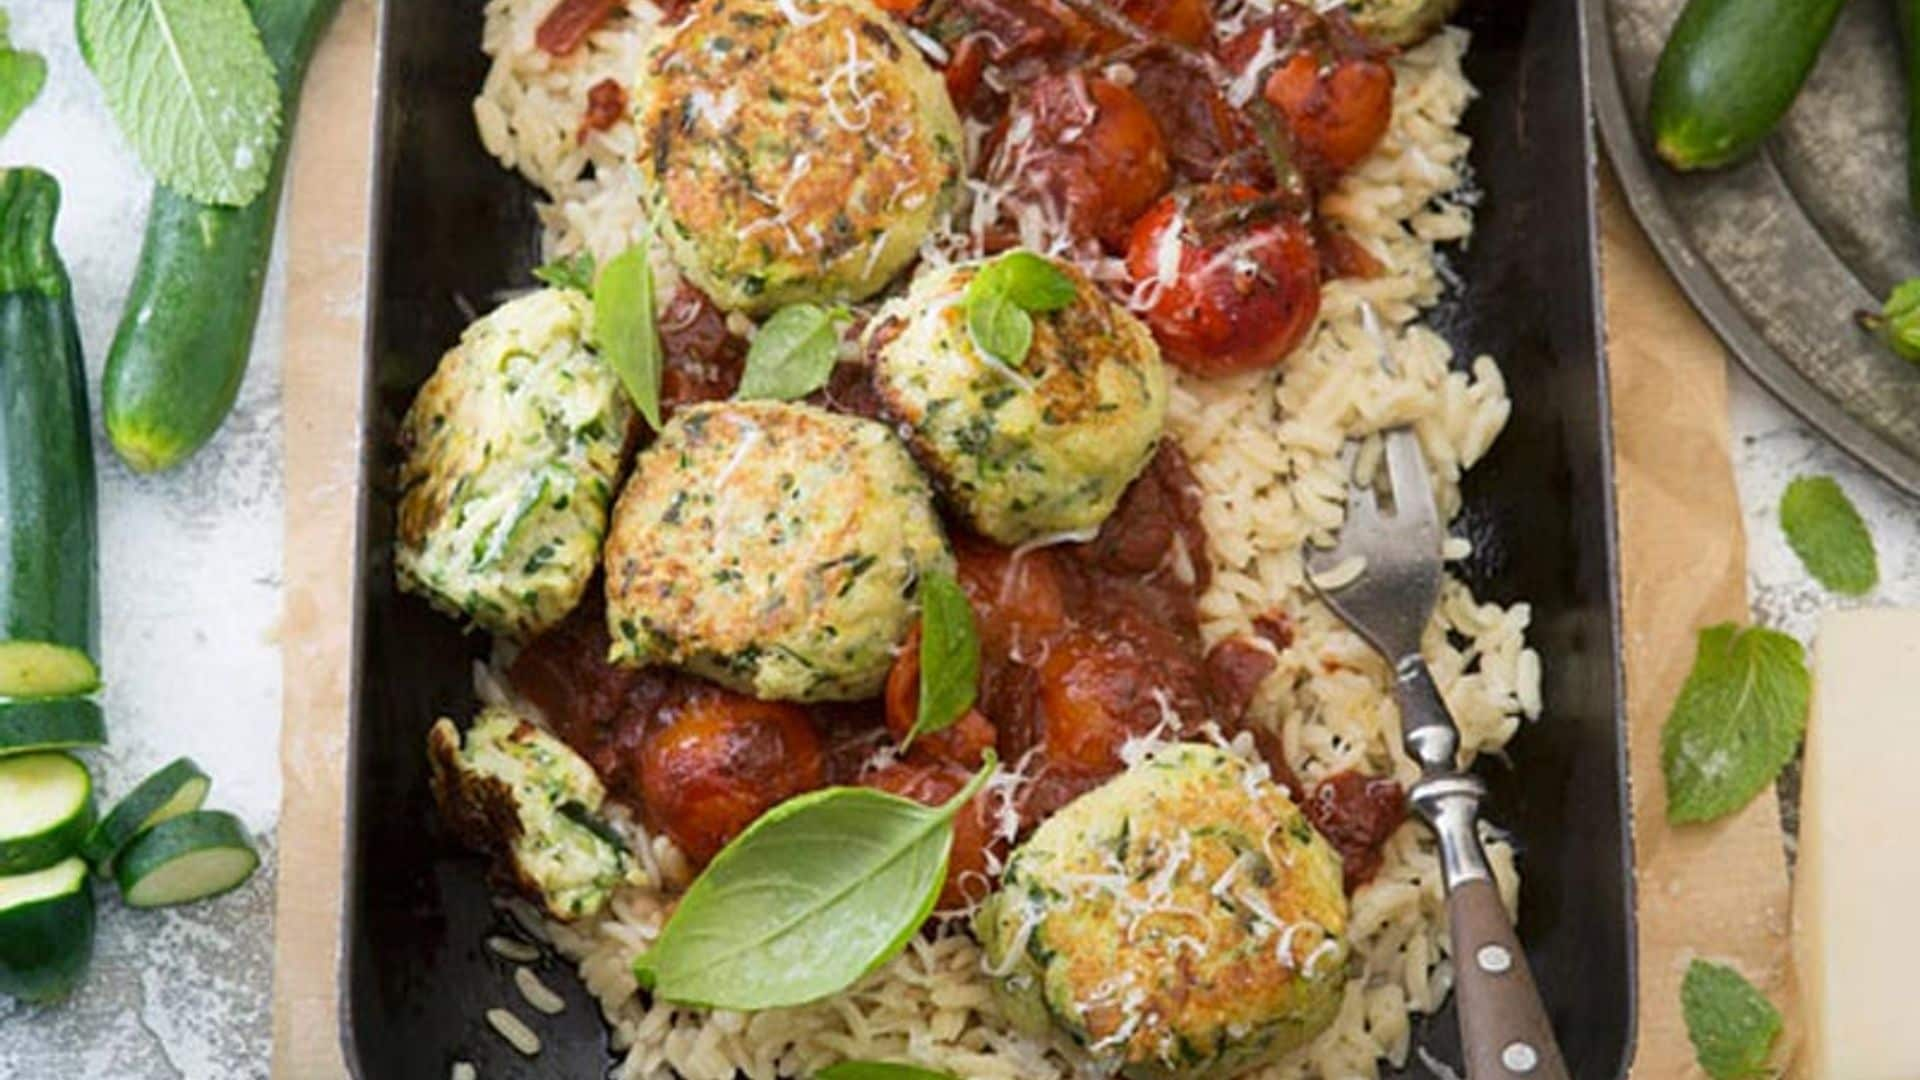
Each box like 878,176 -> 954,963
333,1 -> 1640,1072
1585,0 -> 1920,497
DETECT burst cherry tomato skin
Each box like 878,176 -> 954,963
1111,0 -> 1213,46
639,687 -> 827,866
864,759 -> 1001,910
990,73 -> 1172,251
1125,185 -> 1322,376
1262,52 -> 1395,179
1032,613 -> 1211,773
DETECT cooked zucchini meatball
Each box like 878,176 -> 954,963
396,288 -> 631,639
603,401 -> 953,702
975,743 -> 1350,1079
635,0 -> 965,313
866,256 -> 1168,545
427,708 -> 644,921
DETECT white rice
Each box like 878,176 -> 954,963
471,3 -> 1541,1076
486,1007 -> 544,1056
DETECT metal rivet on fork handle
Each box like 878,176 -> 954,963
1476,944 -> 1512,974
1502,1041 -> 1539,1073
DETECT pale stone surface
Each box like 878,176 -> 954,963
0,6 -> 282,1078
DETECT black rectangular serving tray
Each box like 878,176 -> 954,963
340,1 -> 1636,1075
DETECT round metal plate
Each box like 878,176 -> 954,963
1588,0 -> 1920,495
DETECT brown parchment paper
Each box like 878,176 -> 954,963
265,12 -> 1799,1070
1599,174 -> 1800,1078
270,2 -> 376,1077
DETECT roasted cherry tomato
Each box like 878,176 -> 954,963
864,759 -> 1002,909
1219,8 -> 1395,185
884,624 -> 998,767
639,686 -> 826,866
1032,612 -> 1210,774
988,73 -> 1172,251
1124,184 -> 1321,376
1261,51 -> 1395,179
952,535 -> 1071,663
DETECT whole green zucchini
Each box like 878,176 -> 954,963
98,0 -> 344,473
0,168 -> 100,700
1647,0 -> 1848,172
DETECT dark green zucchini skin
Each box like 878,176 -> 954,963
0,168 -> 100,694
100,0 -> 345,473
1647,0 -> 1848,171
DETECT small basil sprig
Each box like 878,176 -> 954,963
1778,474 -> 1877,597
593,235 -> 662,430
533,250 -> 597,294
1660,623 -> 1808,824
737,303 -> 847,401
76,0 -> 283,206
904,569 -> 978,749
633,755 -> 998,1010
964,250 -> 1077,369
816,1063 -> 962,1080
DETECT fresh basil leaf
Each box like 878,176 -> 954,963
76,0 -> 283,206
977,249 -> 1077,312
906,569 -> 978,749
737,303 -> 843,401
0,10 -> 46,139
1779,475 -> 1877,597
965,286 -> 1032,369
1660,624 -> 1808,824
633,756 -> 997,1010
1681,960 -> 1782,1080
816,1064 -> 961,1080
593,238 -> 662,431
533,250 -> 597,294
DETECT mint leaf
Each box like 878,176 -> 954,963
533,250 -> 596,294
1661,624 -> 1808,824
1681,960 -> 1782,1079
1779,475 -> 1876,596
737,303 -> 842,402
906,569 -> 979,749
77,0 -> 283,206
0,10 -> 47,138
817,1064 -> 961,1080
593,238 -> 662,431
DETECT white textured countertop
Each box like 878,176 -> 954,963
0,5 -> 283,1077
0,3 -> 1915,1076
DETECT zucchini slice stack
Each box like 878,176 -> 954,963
0,168 -> 102,1004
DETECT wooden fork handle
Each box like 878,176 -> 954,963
1447,876 -> 1571,1080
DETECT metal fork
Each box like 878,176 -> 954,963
1305,363 -> 1571,1080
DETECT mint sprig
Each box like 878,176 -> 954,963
963,250 -> 1077,369
1660,624 -> 1808,824
1779,475 -> 1877,597
1681,960 -> 1782,1079
76,0 -> 283,207
0,10 -> 46,138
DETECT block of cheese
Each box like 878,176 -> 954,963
1794,609 -> 1920,1080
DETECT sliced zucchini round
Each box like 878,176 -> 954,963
80,757 -> 209,872
115,810 -> 259,908
0,698 -> 106,756
0,753 -> 96,874
0,856 -> 95,1003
